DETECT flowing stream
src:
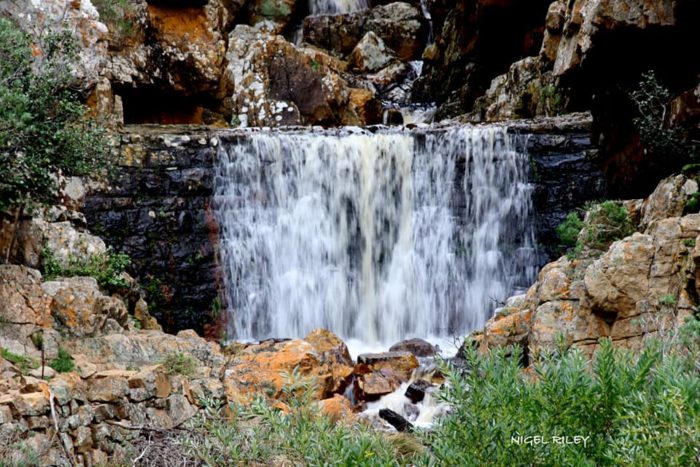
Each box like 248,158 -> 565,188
214,126 -> 537,348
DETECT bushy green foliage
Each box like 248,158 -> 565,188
49,346 -> 74,373
556,201 -> 633,258
161,352 -> 197,377
581,201 -> 634,250
556,211 -> 584,247
0,19 -> 107,212
428,323 -> 700,466
629,71 -> 685,159
0,348 -> 38,373
41,247 -> 131,289
180,371 -> 420,466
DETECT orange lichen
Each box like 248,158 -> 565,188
147,5 -> 212,43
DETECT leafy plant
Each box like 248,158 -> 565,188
0,348 -> 38,373
581,201 -> 634,250
161,352 -> 197,377
556,211 -> 584,248
429,333 -> 700,466
178,371 -> 416,466
659,294 -> 678,307
539,84 -> 564,117
629,71 -> 685,159
0,18 -> 108,212
92,0 -> 136,44
40,247 -> 131,289
49,346 -> 74,373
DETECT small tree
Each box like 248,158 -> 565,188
0,18 -> 108,259
628,71 -> 685,159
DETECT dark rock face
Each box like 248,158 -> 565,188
84,130 -> 224,336
509,115 -> 608,262
413,0 -> 552,118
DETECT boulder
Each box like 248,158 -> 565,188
303,328 -> 354,393
0,266 -> 50,350
0,216 -> 106,270
303,2 -> 428,61
479,176 -> 700,357
640,174 -> 698,229
354,351 -> 418,399
43,277 -> 128,337
223,339 -> 325,404
61,330 -> 225,376
349,32 -> 396,72
317,394 -> 356,423
224,25 -> 382,127
552,0 -> 677,78
389,338 -> 439,357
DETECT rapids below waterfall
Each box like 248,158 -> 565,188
214,125 -> 537,348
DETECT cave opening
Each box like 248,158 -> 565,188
119,87 -> 224,125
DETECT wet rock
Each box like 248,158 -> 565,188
379,408 -> 413,432
355,351 -> 419,399
389,338 -> 439,357
404,380 -> 430,404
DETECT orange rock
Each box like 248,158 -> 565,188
223,339 -> 326,405
318,395 -> 356,423
354,351 -> 419,400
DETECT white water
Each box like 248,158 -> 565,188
214,126 -> 536,346
309,0 -> 368,15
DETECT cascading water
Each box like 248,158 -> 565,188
309,0 -> 368,15
214,126 -> 537,347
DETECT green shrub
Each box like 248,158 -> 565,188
685,192 -> 700,214
41,247 -> 131,289
581,201 -> 634,251
161,352 -> 197,377
556,211 -> 584,248
629,71 -> 685,159
659,294 -> 678,307
0,18 -> 108,212
91,0 -> 136,44
428,330 -> 700,466
49,346 -> 75,373
0,348 -> 38,373
178,371 -> 419,466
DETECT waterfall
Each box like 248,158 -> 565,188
309,0 -> 368,15
214,126 -> 537,346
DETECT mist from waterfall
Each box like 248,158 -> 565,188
214,126 -> 537,346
